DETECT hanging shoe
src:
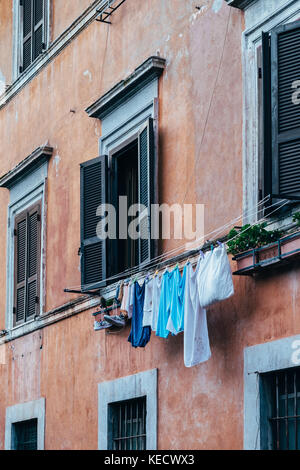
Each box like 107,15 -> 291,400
104,314 -> 127,328
94,320 -> 112,331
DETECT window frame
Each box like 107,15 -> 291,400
244,334 -> 300,450
242,1 -> 300,225
13,0 -> 50,79
98,369 -> 157,450
5,398 -> 45,450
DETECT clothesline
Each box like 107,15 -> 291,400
67,195 -> 270,290
67,196 -> 289,291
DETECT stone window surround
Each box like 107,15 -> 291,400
0,146 -> 53,334
98,369 -> 157,450
5,397 -> 45,450
244,334 -> 300,449
242,0 -> 300,226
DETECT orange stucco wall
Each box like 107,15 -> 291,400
0,0 -> 299,450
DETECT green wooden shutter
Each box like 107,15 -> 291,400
20,0 -> 45,72
270,21 -> 300,199
262,31 -> 272,200
138,118 -> 155,265
14,202 -> 41,325
27,204 -> 41,319
22,0 -> 33,71
80,156 -> 108,290
33,0 -> 44,60
14,214 -> 27,325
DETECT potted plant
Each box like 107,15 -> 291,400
227,218 -> 300,274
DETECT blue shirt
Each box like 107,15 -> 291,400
128,282 -> 151,348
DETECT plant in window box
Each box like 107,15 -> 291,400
228,222 -> 300,274
293,212 -> 300,227
227,223 -> 283,272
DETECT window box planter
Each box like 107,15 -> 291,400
232,231 -> 300,275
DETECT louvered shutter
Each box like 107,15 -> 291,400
22,0 -> 33,71
14,214 -> 27,325
33,0 -> 44,61
80,156 -> 108,290
270,21 -> 300,198
138,118 -> 155,265
27,204 -> 41,320
20,0 -> 45,72
14,202 -> 41,325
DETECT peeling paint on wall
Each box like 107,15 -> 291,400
52,154 -> 61,178
83,70 -> 92,82
0,70 -> 5,96
212,0 -> 223,13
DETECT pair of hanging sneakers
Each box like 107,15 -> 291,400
94,313 -> 128,331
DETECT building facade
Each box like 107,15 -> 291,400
0,0 -> 299,450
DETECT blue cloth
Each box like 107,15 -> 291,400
156,270 -> 173,339
167,266 -> 187,335
128,282 -> 151,348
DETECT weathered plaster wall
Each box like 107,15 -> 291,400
0,0 -> 298,451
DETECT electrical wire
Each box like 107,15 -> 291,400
66,196 -> 290,291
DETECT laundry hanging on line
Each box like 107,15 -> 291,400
98,242 -> 234,366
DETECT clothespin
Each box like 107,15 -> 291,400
211,244 -> 214,252
217,240 -> 222,247
199,249 -> 205,259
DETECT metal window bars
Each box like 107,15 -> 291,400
12,418 -> 38,450
109,397 -> 146,450
96,0 -> 127,24
268,369 -> 300,450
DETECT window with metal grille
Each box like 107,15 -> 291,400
14,202 -> 41,326
260,367 -> 300,450
108,397 -> 146,450
12,419 -> 38,450
20,0 -> 46,73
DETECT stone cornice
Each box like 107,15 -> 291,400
86,56 -> 166,119
225,0 -> 256,9
0,145 -> 53,189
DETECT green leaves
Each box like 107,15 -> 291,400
227,223 -> 282,255
293,212 -> 300,227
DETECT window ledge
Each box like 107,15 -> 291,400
0,295 -> 100,344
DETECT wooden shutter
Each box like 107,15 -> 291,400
33,0 -> 44,61
138,118 -> 155,265
14,202 -> 41,325
21,0 -> 33,71
80,156 -> 108,290
270,21 -> 300,199
20,0 -> 45,72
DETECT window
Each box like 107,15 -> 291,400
19,0 -> 47,73
98,369 -> 157,450
260,367 -> 300,450
5,398 -> 45,450
14,201 -> 41,326
108,397 -> 147,450
80,118 -> 155,290
261,21 -> 300,205
12,419 -> 38,450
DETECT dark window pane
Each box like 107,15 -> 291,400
12,419 -> 38,450
108,397 -> 146,451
